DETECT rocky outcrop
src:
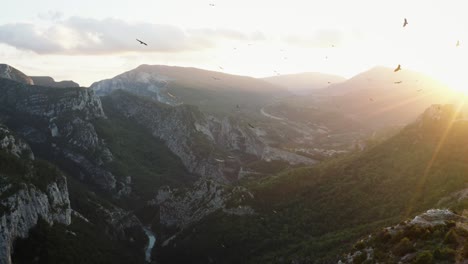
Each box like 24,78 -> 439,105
0,124 -> 34,160
153,178 -> 254,243
91,69 -> 179,106
104,91 -> 315,182
30,76 -> 79,88
0,180 -> 71,264
339,209 -> 468,264
0,78 -> 118,192
0,64 -> 34,85
0,126 -> 71,264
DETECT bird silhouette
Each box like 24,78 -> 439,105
394,64 -> 401,72
369,98 -> 374,102
417,89 -> 423,92
394,81 -> 403,84
209,3 -> 215,6
218,66 -> 224,70
403,18 -> 408,27
136,39 -> 148,46
248,123 -> 255,129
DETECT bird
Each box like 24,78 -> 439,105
394,81 -> 403,84
209,3 -> 215,6
403,18 -> 408,27
456,40 -> 460,47
136,39 -> 148,46
328,81 -> 332,84
248,123 -> 255,128
417,89 -> 423,92
369,98 -> 374,102
212,77 -> 220,81
394,64 -> 401,72
218,66 -> 224,70
236,104 -> 240,109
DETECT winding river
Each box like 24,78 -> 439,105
143,227 -> 156,263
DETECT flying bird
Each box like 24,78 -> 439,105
369,98 -> 374,102
136,39 -> 148,46
394,64 -> 401,72
417,89 -> 423,92
209,3 -> 215,6
394,81 -> 403,84
218,66 -> 224,70
248,123 -> 255,129
403,18 -> 408,27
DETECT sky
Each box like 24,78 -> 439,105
1,0 -> 467,87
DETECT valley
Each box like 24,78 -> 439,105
0,63 -> 466,264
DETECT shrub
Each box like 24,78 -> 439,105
413,250 -> 434,264
393,237 -> 414,256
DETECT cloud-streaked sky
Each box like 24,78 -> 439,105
1,0 -> 467,87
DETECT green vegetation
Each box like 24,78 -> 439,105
95,96 -> 196,201
157,114 -> 468,263
342,218 -> 468,263
12,216 -> 146,264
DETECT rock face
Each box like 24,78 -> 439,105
92,68 -> 179,106
0,124 -> 34,160
0,125 -> 71,264
30,76 -> 79,88
105,91 -> 315,182
0,64 -> 34,85
0,78 -> 118,192
154,178 -> 254,243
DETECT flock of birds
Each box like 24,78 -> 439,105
134,16 -> 462,121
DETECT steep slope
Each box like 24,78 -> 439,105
0,78 -> 153,263
102,90 -> 315,182
0,78 -> 120,192
30,76 -> 79,88
0,124 -> 71,264
91,64 -> 289,115
263,72 -> 346,95
156,104 -> 468,263
0,64 -> 34,85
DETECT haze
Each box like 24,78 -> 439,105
1,0 -> 467,89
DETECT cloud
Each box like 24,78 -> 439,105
0,17 -> 264,55
283,29 -> 344,48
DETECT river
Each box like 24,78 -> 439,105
143,227 -> 156,263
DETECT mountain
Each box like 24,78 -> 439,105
30,76 -> 79,88
0,75 -> 149,264
263,72 -> 346,95
267,66 -> 459,129
0,64 -> 34,85
91,64 -> 290,115
155,104 -> 468,263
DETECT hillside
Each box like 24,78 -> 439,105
91,64 -> 290,115
156,104 -> 468,263
267,66 -> 460,129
